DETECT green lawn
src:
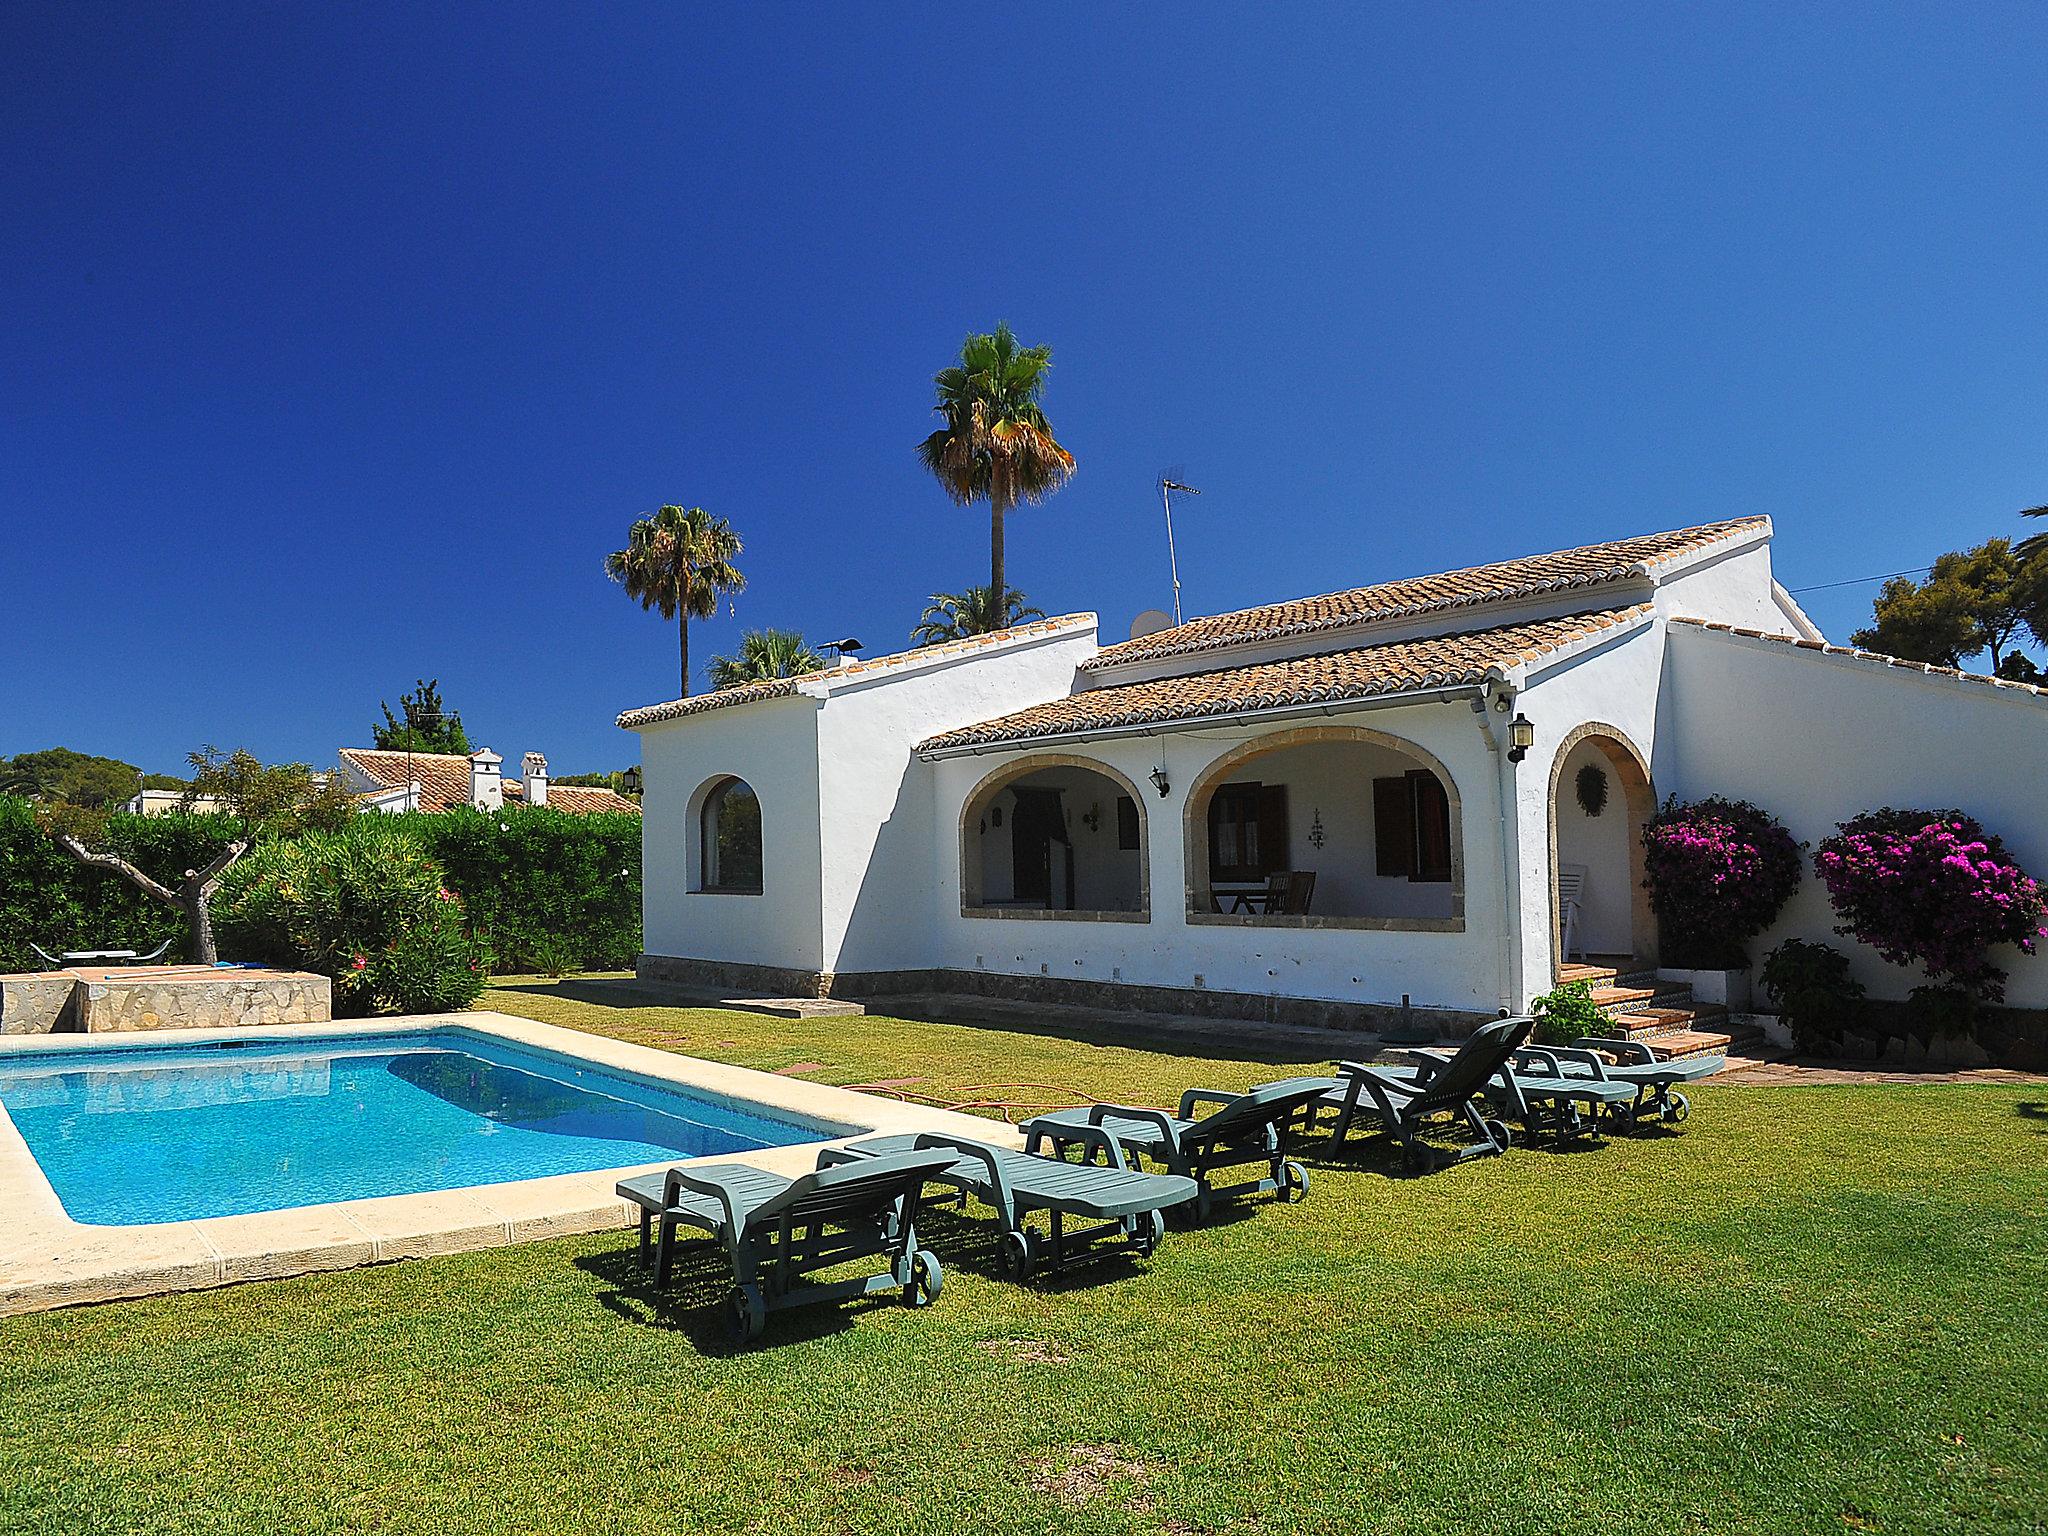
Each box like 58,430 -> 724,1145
4,977 -> 2046,1536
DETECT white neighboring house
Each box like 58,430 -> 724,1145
336,748 -> 639,815
619,518 -> 2048,1032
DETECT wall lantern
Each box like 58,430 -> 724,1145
621,765 -> 643,796
1506,713 -> 1536,764
1148,766 -> 1171,798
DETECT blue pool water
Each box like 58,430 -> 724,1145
0,1030 -> 832,1225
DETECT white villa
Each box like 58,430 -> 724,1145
619,518 -> 2047,1032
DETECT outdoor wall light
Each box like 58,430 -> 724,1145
1506,713 -> 1536,763
1149,766 -> 1171,797
621,764 -> 642,796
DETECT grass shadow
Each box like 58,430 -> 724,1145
573,1239 -> 895,1354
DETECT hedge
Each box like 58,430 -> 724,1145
0,796 -> 640,977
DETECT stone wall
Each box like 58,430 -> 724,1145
0,967 -> 331,1034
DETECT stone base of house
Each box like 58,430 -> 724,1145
0,966 -> 331,1035
637,952 -> 1492,1036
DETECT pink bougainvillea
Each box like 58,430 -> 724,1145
1641,797 -> 1803,968
1815,808 -> 2047,1002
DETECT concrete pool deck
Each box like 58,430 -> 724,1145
0,1009 -> 1015,1317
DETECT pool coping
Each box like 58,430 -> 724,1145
0,1010 -> 1016,1317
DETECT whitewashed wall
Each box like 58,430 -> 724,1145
818,625 -> 1100,976
1664,624 -> 2048,1008
637,695 -> 827,973
1554,735 -> 1635,956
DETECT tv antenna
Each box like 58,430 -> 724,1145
1157,468 -> 1200,624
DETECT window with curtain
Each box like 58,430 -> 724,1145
700,777 -> 763,893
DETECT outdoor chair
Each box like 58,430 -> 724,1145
29,939 -> 172,969
616,1147 -> 959,1343
1557,862 -> 1588,962
1228,870 -> 1317,915
1551,1036 -> 1727,1128
1356,1030 -> 1639,1149
1290,1016 -> 1534,1172
1020,1077 -> 1334,1221
822,1128 -> 1197,1281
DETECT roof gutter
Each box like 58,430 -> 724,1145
916,685 -> 1485,761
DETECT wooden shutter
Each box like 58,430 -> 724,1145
1256,784 -> 1289,875
1116,795 -> 1140,850
1410,770 -> 1452,882
1373,776 -> 1414,877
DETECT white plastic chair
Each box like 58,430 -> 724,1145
1557,862 -> 1589,963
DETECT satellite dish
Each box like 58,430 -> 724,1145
1129,609 -> 1174,640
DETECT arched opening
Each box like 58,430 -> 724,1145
960,755 -> 1149,920
1184,726 -> 1465,930
695,775 -> 763,894
1547,724 -> 1656,974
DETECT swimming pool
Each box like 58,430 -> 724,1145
0,1028 -> 830,1225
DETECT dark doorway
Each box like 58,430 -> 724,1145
1008,788 -> 1073,909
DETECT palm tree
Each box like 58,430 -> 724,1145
917,324 -> 1075,625
707,629 -> 826,689
605,505 -> 746,696
911,586 -> 1047,645
2018,505 -> 2048,564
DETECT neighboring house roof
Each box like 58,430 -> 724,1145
1084,517 -> 1769,672
337,750 -> 639,814
1672,619 -> 2048,702
615,614 -> 1095,730
918,606 -> 1650,754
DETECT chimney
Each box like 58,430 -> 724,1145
521,751 -> 548,808
468,748 -> 503,811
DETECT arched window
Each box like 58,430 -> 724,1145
959,756 -> 1150,921
1184,727 -> 1464,931
699,777 -> 763,894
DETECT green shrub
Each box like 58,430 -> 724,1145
409,806 -> 640,971
1759,938 -> 1867,1053
1531,979 -> 1605,1046
213,821 -> 488,1016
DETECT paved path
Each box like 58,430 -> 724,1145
1714,1050 -> 2047,1087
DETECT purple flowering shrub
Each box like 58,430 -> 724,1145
1814,808 -> 2047,1002
1641,797 -> 1802,968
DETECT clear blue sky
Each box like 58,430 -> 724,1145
4,4 -> 2043,777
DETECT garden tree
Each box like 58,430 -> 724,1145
605,504 -> 746,696
707,629 -> 825,689
43,748 -> 352,964
553,770 -> 638,797
1851,538 -> 2037,674
0,747 -> 171,807
910,585 -> 1047,644
917,324 -> 1075,625
373,678 -> 471,754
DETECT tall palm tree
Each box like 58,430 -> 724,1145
707,629 -> 825,689
910,586 -> 1047,645
917,324 -> 1075,625
605,505 -> 746,696
2018,504 -> 2048,564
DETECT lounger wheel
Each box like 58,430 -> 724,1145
904,1249 -> 942,1308
726,1282 -> 766,1343
1664,1092 -> 1690,1124
1127,1209 -> 1165,1258
1275,1158 -> 1309,1202
1483,1118 -> 1513,1155
997,1228 -> 1037,1282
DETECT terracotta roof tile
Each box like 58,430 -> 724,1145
919,606 -> 1650,753
1672,619 -> 2048,700
337,750 -> 640,814
1087,518 -> 1767,671
616,614 -> 1094,730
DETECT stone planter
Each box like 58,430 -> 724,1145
1656,966 -> 1751,1011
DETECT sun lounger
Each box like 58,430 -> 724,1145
822,1129 -> 1198,1280
616,1147 -> 959,1342
1019,1077 -> 1334,1220
1553,1036 -> 1726,1127
1352,1029 -> 1638,1148
1294,1016 -> 1534,1172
